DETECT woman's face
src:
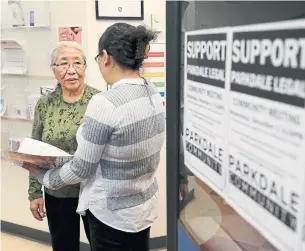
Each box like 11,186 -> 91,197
53,47 -> 86,91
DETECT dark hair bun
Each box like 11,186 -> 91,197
98,23 -> 157,70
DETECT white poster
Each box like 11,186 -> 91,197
183,19 -> 305,251
184,28 -> 230,191
227,20 -> 305,251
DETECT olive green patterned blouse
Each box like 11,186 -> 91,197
28,85 -> 100,201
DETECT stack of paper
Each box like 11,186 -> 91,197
8,138 -> 72,169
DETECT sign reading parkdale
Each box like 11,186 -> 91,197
184,20 -> 305,251
184,30 -> 229,191
185,128 -> 224,175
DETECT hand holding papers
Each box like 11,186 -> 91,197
8,138 -> 72,169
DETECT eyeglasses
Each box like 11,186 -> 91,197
52,62 -> 86,71
94,51 -> 111,63
94,54 -> 100,63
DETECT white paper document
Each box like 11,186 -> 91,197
184,28 -> 229,192
18,138 -> 71,157
8,138 -> 72,168
1,40 -> 27,74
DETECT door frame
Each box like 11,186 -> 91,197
166,1 -> 182,251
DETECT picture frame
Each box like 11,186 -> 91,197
95,0 -> 144,20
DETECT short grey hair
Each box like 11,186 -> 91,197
50,41 -> 86,66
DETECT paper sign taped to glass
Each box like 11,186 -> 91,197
8,138 -> 72,169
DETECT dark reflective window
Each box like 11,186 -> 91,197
178,2 -> 305,250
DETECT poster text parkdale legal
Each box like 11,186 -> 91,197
186,35 -> 305,100
232,37 -> 305,100
187,39 -> 226,82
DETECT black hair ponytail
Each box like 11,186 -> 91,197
98,23 -> 156,70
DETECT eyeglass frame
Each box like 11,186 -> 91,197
51,61 -> 87,71
94,54 -> 100,63
94,50 -> 112,63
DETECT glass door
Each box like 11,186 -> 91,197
166,1 -> 305,251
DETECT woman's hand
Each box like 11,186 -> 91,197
30,197 -> 46,221
22,163 -> 39,177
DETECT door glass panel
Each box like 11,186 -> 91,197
178,1 -> 305,251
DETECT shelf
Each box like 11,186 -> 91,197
1,73 -> 54,78
1,72 -> 28,76
1,25 -> 51,30
1,116 -> 33,122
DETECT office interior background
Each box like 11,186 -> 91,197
0,0 -> 166,250
1,1 -> 305,251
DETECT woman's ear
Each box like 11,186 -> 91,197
51,66 -> 56,75
103,49 -> 109,65
52,67 -> 59,81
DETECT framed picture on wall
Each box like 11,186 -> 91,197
95,0 -> 144,20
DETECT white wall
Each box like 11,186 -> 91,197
85,0 -> 166,91
1,0 -> 166,242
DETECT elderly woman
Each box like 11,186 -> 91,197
28,41 -> 99,251
26,23 -> 165,251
